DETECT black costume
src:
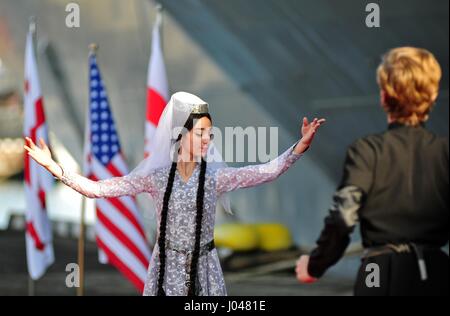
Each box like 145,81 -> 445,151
308,122 -> 449,295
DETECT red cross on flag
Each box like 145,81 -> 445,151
23,25 -> 55,280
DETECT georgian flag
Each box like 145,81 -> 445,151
145,11 -> 169,157
23,27 -> 55,280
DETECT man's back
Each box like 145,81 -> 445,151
351,123 -> 449,247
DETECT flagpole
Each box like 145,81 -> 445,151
156,3 -> 163,18
75,43 -> 95,296
27,16 -> 37,297
156,3 -> 163,46
77,196 -> 86,296
28,276 -> 35,296
29,16 -> 36,52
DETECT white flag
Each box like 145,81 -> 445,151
23,26 -> 54,280
145,11 -> 169,157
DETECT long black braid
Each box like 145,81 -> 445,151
187,157 -> 207,296
156,160 -> 177,296
156,113 -> 210,296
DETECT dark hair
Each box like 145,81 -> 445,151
157,113 -> 211,296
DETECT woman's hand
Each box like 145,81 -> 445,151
294,117 -> 326,154
295,255 -> 318,284
24,137 -> 62,177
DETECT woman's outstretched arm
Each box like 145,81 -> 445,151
24,137 -> 153,198
216,117 -> 325,194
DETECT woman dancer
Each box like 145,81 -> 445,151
24,91 -> 325,296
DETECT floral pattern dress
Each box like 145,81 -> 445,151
58,143 -> 302,295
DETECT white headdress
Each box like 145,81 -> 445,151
131,91 -> 231,213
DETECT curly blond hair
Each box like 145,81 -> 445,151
377,47 -> 442,126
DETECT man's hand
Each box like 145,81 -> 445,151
295,255 -> 318,284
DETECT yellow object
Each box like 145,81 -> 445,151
253,223 -> 292,251
214,222 -> 293,252
214,223 -> 259,251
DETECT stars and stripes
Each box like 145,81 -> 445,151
86,52 -> 150,293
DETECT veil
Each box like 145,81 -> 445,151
131,91 -> 232,214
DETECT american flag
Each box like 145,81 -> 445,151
86,51 -> 150,293
145,10 -> 169,157
23,25 -> 54,280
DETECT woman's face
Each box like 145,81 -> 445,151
180,116 -> 213,159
